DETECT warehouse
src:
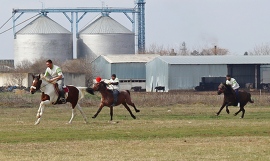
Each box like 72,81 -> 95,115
92,54 -> 158,90
146,55 -> 270,92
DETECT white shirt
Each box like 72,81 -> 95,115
108,77 -> 119,90
226,78 -> 240,90
44,65 -> 64,78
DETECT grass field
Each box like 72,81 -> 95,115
0,91 -> 270,160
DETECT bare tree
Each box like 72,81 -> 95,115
61,59 -> 94,86
144,43 -> 173,55
249,43 -> 270,55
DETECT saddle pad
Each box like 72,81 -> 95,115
63,87 -> 69,93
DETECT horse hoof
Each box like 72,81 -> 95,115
132,116 -> 136,119
34,121 -> 40,125
136,110 -> 140,113
215,113 -> 219,116
92,116 -> 96,119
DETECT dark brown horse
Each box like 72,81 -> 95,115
216,82 -> 254,118
88,81 -> 140,121
30,74 -> 94,125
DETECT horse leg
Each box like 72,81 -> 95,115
225,105 -> 230,114
241,107 -> 245,118
92,103 -> 104,119
234,106 -> 245,118
35,100 -> 49,125
216,103 -> 226,116
122,102 -> 136,119
68,108 -> 77,124
125,96 -> 140,113
110,106 -> 113,121
76,103 -> 88,123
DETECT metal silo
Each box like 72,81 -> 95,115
77,15 -> 135,60
14,15 -> 73,67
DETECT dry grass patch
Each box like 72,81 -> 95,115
0,137 -> 269,161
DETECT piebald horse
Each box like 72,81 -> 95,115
30,74 -> 94,125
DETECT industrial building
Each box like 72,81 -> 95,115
92,54 -> 158,90
146,55 -> 270,92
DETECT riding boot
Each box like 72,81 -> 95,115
59,90 -> 66,103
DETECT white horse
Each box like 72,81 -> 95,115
30,74 -> 94,125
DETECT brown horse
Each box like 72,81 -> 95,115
216,82 -> 254,118
30,74 -> 94,125
88,81 -> 140,121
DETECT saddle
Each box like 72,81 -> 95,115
53,83 -> 69,104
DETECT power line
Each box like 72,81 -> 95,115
0,13 -> 40,35
0,16 -> 13,30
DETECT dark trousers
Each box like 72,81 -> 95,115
112,89 -> 119,104
235,89 -> 239,103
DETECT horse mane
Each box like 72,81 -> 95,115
222,82 -> 234,94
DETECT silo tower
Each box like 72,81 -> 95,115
14,14 -> 73,67
77,14 -> 135,60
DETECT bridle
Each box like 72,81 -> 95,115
30,76 -> 50,93
218,84 -> 226,93
93,81 -> 107,91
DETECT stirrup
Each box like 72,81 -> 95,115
60,98 -> 66,103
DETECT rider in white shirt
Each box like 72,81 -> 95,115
226,74 -> 240,107
44,59 -> 66,103
108,74 -> 119,107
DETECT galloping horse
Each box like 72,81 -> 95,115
30,74 -> 94,125
88,81 -> 140,121
216,82 -> 254,118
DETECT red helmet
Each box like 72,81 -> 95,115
96,76 -> 102,83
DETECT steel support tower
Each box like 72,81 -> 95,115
12,1 -> 146,53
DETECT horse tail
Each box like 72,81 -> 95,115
126,90 -> 130,95
86,87 -> 95,95
248,93 -> 254,103
76,87 -> 87,100
77,87 -> 94,100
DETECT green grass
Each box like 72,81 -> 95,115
0,91 -> 270,160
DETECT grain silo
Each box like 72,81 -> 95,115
14,14 -> 73,67
77,15 -> 135,60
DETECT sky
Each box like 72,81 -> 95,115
1,0 -> 270,59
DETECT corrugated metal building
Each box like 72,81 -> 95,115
146,55 -> 270,92
14,15 -> 73,67
77,15 -> 135,60
0,60 -> 14,72
92,54 -> 158,90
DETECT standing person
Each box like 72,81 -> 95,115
44,59 -> 66,103
108,74 -> 119,107
226,74 -> 240,107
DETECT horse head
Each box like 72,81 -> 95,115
30,74 -> 42,94
217,82 -> 234,95
92,81 -> 108,91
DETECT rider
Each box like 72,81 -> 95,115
226,74 -> 240,107
107,74 -> 119,107
44,59 -> 66,103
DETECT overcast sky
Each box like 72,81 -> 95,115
1,0 -> 270,59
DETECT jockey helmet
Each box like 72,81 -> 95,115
96,76 -> 102,83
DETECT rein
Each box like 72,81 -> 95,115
31,79 -> 50,92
